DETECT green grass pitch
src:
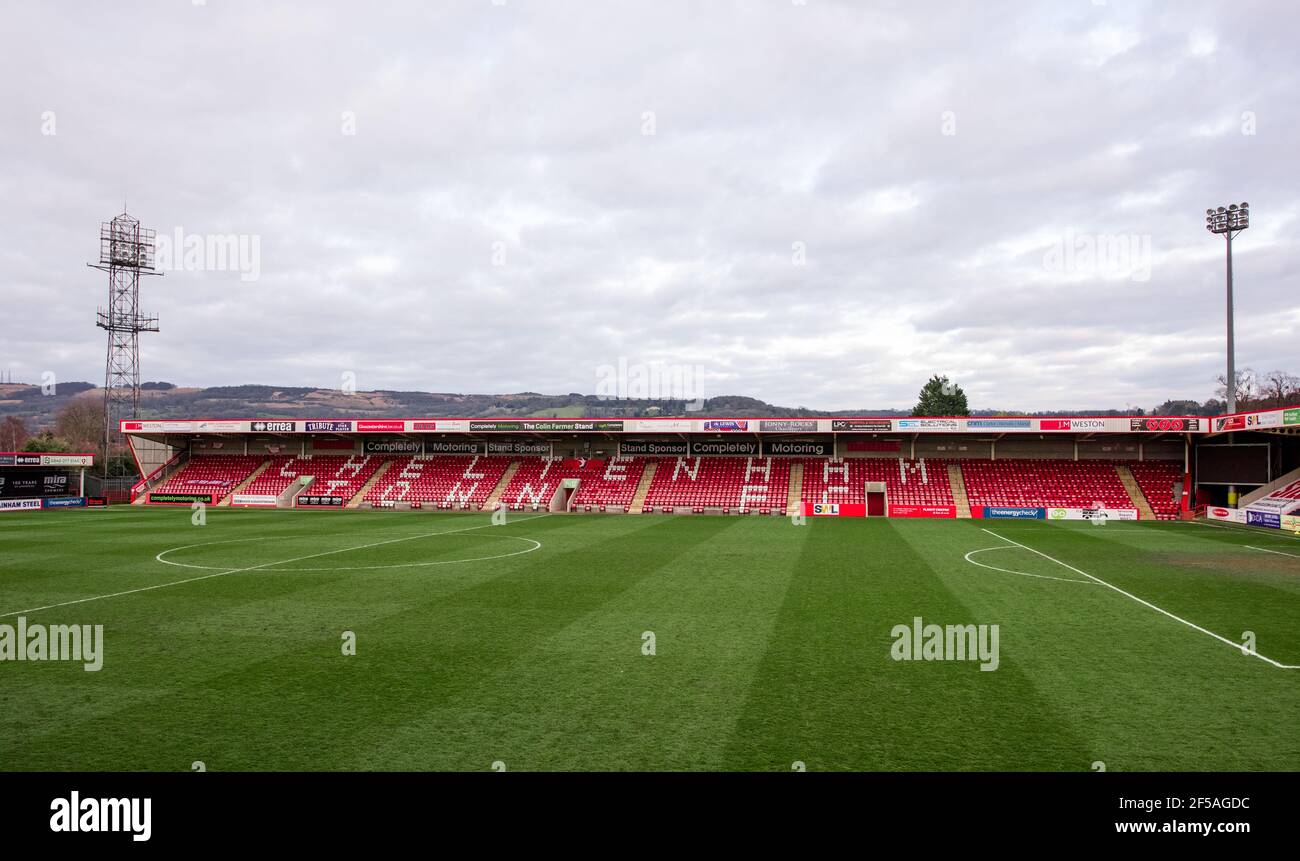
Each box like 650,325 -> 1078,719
1,507 -> 1297,771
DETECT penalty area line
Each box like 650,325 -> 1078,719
982,528 -> 1300,670
0,514 -> 552,620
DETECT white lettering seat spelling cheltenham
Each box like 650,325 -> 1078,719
570,456 -> 646,512
642,456 -> 790,514
364,455 -> 512,508
800,458 -> 955,507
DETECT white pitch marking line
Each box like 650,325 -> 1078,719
982,529 -> 1300,670
963,546 -> 1099,585
1247,545 -> 1300,560
1185,520 -> 1300,539
155,533 -> 542,571
0,514 -> 551,620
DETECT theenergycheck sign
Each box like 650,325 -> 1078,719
975,507 -> 1046,519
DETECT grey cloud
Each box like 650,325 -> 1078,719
2,0 -> 1297,412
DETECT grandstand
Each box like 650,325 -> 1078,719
116,404 -> 1300,525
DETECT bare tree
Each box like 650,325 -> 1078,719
1,416 -> 30,451
1215,367 -> 1259,410
54,397 -> 105,455
1258,370 -> 1300,409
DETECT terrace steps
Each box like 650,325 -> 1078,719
787,461 -> 803,512
629,461 -> 658,513
219,459 -> 273,506
480,461 -> 521,511
348,459 -> 395,508
947,463 -> 971,518
1115,464 -> 1156,521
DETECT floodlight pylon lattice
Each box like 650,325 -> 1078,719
89,212 -> 161,474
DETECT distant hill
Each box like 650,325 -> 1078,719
0,381 -> 1159,430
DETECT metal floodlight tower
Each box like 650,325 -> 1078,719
89,212 -> 161,475
1205,202 -> 1249,413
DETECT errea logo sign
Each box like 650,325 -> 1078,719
50,792 -> 151,841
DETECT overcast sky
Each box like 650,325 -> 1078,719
2,0 -> 1296,411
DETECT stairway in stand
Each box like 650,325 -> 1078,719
629,461 -> 658,513
1114,464 -> 1156,521
218,459 -> 273,507
786,461 -> 803,513
947,463 -> 971,518
480,461 -> 521,511
348,459 -> 395,508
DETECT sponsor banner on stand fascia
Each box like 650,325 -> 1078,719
363,439 -> 420,455
121,420 -> 192,433
1040,418 -> 1109,432
966,418 -> 1032,430
759,420 -> 820,433
251,421 -> 295,433
486,440 -> 551,455
831,419 -> 894,432
690,438 -> 759,457
470,420 -> 622,432
700,420 -> 749,432
1245,411 -> 1282,429
619,439 -> 688,456
15,455 -> 42,466
896,418 -> 960,432
762,439 -> 832,457
355,421 -> 405,433
627,419 -> 692,433
425,440 -> 483,455
1207,507 -> 1247,524
195,421 -> 246,432
412,420 -> 470,432
523,420 -> 623,432
1246,509 -> 1282,529
305,421 -> 353,433
1130,417 -> 1202,432
0,454 -> 14,466
0,498 -> 43,512
1285,409 -> 1300,426
1213,415 -> 1246,432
